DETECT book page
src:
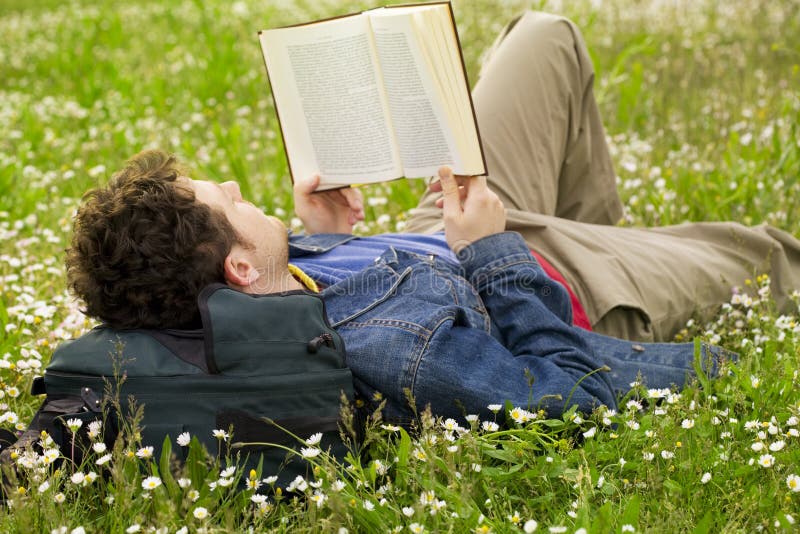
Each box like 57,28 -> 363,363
259,16 -> 402,188
418,6 -> 484,174
367,9 -> 460,178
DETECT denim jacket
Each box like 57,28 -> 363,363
289,231 -> 724,423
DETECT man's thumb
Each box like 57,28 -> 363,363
296,173 -> 321,195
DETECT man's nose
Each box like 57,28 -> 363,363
220,181 -> 243,202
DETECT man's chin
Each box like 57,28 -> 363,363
267,215 -> 287,231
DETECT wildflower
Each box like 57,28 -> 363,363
141,476 -> 162,490
409,523 -> 424,533
71,528 -> 86,534
661,450 -> 675,460
363,500 -> 375,511
92,442 -> 106,453
547,527 -> 567,533
136,446 -> 154,459
621,525 -> 635,532
306,432 -> 323,445
488,404 -> 502,413
178,478 -> 191,488
85,472 -> 98,484
481,421 -> 499,432
310,492 -> 328,508
625,420 -> 640,431
54,493 -> 65,504
474,525 -> 491,534
177,432 -> 191,446
87,421 -> 102,439
508,511 -> 521,524
188,489 -> 200,502
193,506 -> 209,519
220,466 -> 236,478
769,440 -> 786,452
596,475 -> 605,489
96,453 -> 112,466
786,474 -> 800,492
331,479 -> 346,492
65,418 -> 82,433
212,429 -> 230,441
751,375 -> 761,388
701,472 -> 712,484
582,427 -> 597,439
509,407 -> 531,424
286,475 -> 308,492
176,528 -> 188,534
758,454 -> 775,468
263,475 -> 278,485
381,424 -> 401,432
625,400 -> 642,411
217,477 -> 234,488
472,463 -> 482,472
681,419 -> 695,429
402,506 -> 415,517
301,447 -> 321,459
42,449 -> 60,465
70,472 -> 85,485
126,525 -> 141,533
465,414 -> 479,423
38,480 -> 50,493
413,448 -> 427,462
751,442 -> 765,452
523,520 -> 538,533
420,490 -> 436,506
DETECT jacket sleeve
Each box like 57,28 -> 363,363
411,232 -> 616,418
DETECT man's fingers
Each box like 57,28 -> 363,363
340,187 -> 364,211
340,187 -> 365,220
429,171 -> 473,193
434,185 -> 466,208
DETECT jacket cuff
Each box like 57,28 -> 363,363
455,232 -> 537,282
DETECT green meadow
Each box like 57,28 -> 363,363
1,0 -> 799,531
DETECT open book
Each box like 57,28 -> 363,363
258,2 -> 486,190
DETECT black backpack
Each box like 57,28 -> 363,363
3,284 -> 354,485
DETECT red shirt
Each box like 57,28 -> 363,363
530,250 -> 592,331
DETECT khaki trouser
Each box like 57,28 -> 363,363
406,12 -> 800,342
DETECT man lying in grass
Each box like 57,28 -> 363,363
66,12 -> 800,423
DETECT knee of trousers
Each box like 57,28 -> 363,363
495,11 -> 595,81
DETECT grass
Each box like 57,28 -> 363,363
0,0 -> 799,531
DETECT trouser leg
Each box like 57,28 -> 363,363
504,211 -> 800,341
406,11 -> 623,233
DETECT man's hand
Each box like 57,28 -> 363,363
294,174 -> 365,235
432,166 -> 506,252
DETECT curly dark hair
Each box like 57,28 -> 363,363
66,150 -> 242,329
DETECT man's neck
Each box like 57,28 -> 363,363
237,270 -> 306,295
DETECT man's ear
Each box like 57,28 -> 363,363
222,245 -> 259,290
